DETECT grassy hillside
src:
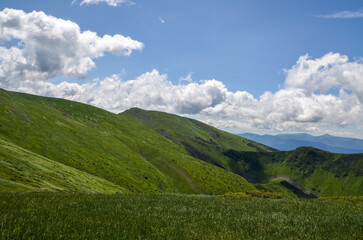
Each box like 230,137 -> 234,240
0,88 -> 256,194
123,108 -> 275,172
1,88 -> 361,196
0,138 -> 125,193
224,147 -> 363,196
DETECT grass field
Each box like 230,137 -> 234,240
0,193 -> 362,239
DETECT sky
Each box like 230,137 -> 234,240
0,0 -> 363,138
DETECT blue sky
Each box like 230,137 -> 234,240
0,0 -> 363,138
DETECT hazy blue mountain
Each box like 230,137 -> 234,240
239,133 -> 363,153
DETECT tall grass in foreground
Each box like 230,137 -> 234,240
0,193 -> 362,239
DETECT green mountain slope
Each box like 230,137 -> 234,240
2,88 -> 361,197
0,88 -> 256,194
122,108 -> 275,171
123,108 -> 362,197
0,138 -> 125,193
224,147 -> 363,196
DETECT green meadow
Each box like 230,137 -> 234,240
0,193 -> 362,240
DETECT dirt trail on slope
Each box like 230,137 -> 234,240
270,176 -> 300,189
167,162 -> 205,194
139,151 -> 205,194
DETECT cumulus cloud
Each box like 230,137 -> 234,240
200,53 -> 363,131
17,70 -> 227,114
317,9 -> 363,19
0,8 -> 143,90
202,119 -> 253,132
78,0 -> 135,7
284,53 -> 363,102
10,53 -> 363,135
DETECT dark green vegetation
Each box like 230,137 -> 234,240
0,88 -> 269,194
224,148 -> 363,196
317,196 -> 363,204
1,193 -> 362,240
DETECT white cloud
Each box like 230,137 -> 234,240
17,70 -> 227,114
9,53 -> 363,136
0,8 -> 143,90
201,119 -> 253,132
178,73 -> 193,83
79,0 -> 135,7
317,9 -> 363,19
159,17 -> 165,24
284,52 -> 363,102
200,53 -> 363,134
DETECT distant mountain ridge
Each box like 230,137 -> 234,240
239,133 -> 363,153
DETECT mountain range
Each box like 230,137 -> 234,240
0,88 -> 362,197
239,133 -> 363,154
